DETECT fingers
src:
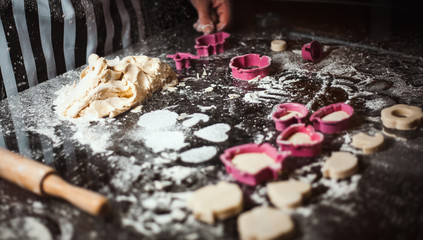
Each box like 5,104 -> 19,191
212,0 -> 231,31
191,0 -> 215,34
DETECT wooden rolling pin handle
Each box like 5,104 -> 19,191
42,174 -> 110,216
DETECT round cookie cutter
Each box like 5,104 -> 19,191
272,103 -> 309,131
166,53 -> 200,70
310,103 -> 354,134
229,54 -> 271,81
276,123 -> 324,157
302,40 -> 323,63
220,143 -> 290,186
195,32 -> 230,57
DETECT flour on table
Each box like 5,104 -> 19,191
194,123 -> 231,142
179,146 -> 217,163
182,113 -> 210,128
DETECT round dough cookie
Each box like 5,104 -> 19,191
267,180 -> 311,209
351,132 -> 384,154
188,182 -> 243,224
287,132 -> 314,145
381,104 -> 423,130
322,152 -> 358,180
278,110 -> 303,121
271,40 -> 287,52
237,206 -> 294,240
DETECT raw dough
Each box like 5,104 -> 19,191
237,206 -> 294,240
271,40 -> 287,52
55,54 -> 177,118
322,152 -> 358,180
278,111 -> 302,121
321,111 -> 349,122
232,153 -> 276,174
267,180 -> 311,209
351,132 -> 384,154
188,181 -> 243,224
287,132 -> 314,145
381,104 -> 423,130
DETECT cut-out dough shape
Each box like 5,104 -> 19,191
188,182 -> 243,224
231,153 -> 277,174
321,111 -> 350,122
267,180 -> 311,209
381,104 -> 423,130
279,111 -> 303,121
351,132 -> 384,154
322,152 -> 358,180
271,40 -> 287,52
237,206 -> 294,240
287,132 -> 314,145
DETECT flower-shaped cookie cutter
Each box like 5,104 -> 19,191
220,143 -> 290,186
302,40 -> 323,63
310,103 -> 354,134
229,54 -> 271,80
276,124 -> 324,157
272,103 -> 309,131
195,32 -> 230,57
166,53 -> 200,70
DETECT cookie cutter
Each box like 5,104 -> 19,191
276,124 -> 324,157
195,32 -> 230,57
302,40 -> 323,63
166,53 -> 200,70
272,103 -> 309,131
229,54 -> 271,80
310,103 -> 354,134
220,143 -> 290,186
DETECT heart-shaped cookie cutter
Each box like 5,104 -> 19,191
195,32 -> 230,57
302,40 -> 323,63
276,124 -> 324,157
272,103 -> 309,131
220,143 -> 290,186
166,53 -> 200,70
310,103 -> 354,134
229,54 -> 271,80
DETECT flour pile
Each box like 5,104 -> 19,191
55,54 -> 177,118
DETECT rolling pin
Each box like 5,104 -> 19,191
0,147 -> 110,216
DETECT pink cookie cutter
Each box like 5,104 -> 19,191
272,103 -> 309,131
310,103 -> 354,134
220,143 -> 290,186
229,54 -> 271,80
166,53 -> 200,70
195,32 -> 230,57
302,40 -> 323,63
276,124 -> 324,157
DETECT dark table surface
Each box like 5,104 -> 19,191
1,25 -> 423,240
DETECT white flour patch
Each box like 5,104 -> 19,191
179,146 -> 217,163
182,113 -> 210,128
142,131 -> 188,152
138,110 -> 178,130
194,123 -> 231,142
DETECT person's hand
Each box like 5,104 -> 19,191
190,0 -> 232,34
